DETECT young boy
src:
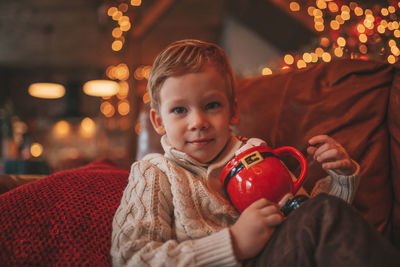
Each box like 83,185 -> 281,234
111,39 -> 399,266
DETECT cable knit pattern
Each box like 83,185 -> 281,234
111,134 -> 360,266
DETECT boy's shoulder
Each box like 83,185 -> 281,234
131,153 -> 173,173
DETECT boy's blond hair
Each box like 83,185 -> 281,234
147,39 -> 236,113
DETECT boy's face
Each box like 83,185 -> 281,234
150,65 -> 239,163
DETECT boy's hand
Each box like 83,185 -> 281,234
307,135 -> 356,175
230,198 -> 283,260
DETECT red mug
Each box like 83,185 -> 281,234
220,145 -> 308,212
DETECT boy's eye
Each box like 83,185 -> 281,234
205,102 -> 221,110
172,107 -> 186,114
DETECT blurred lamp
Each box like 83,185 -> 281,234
28,83 -> 66,99
83,80 -> 119,97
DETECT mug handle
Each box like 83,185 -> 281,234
273,146 -> 308,193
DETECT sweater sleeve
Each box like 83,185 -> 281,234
111,160 -> 238,267
310,160 -> 360,204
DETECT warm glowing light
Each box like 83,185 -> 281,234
134,66 -> 144,80
336,15 -> 344,24
53,120 -> 71,138
118,100 -> 130,115
135,122 -> 142,135
83,80 -> 119,97
391,46 -> 400,56
142,65 -> 152,79
365,9 -> 373,16
322,52 -> 332,62
354,7 -> 363,16
117,81 -> 129,99
114,63 -> 130,81
131,0 -> 142,6
381,8 -> 389,16
112,11 -> 122,21
334,47 -> 343,57
112,40 -> 123,51
119,16 -> 130,25
341,11 -> 350,21
143,92 -> 151,104
262,67 -> 272,75
328,2 -> 339,13
349,2 -> 358,10
28,83 -> 65,99
341,5 -> 350,13
289,2 -> 300,12
388,6 -> 396,14
118,3 -> 129,12
314,17 -> 324,24
378,25 -> 386,34
100,101 -> 115,117
388,55 -> 396,64
79,117 -> 96,138
316,0 -> 326,10
315,47 -> 324,57
112,27 -> 123,38
296,59 -> 306,69
389,39 -> 397,47
330,20 -> 340,30
393,21 -> 399,30
320,37 -> 330,47
120,22 -> 131,32
284,54 -> 294,65
307,6 -> 315,16
303,53 -> 312,63
311,53 -> 318,62
30,142 -> 43,158
106,65 -> 116,79
337,37 -> 346,47
359,34 -> 368,43
359,44 -> 368,54
394,30 -> 400,38
107,7 -> 118,17
357,24 -> 365,33
313,9 -> 323,17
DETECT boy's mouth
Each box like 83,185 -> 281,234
187,138 -> 214,146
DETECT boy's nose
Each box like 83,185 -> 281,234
188,111 -> 209,130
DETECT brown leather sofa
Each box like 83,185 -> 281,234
136,59 -> 400,247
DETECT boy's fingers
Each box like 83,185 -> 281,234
307,146 -> 317,155
315,148 -> 341,162
313,143 -> 337,159
264,213 -> 283,226
260,204 -> 280,215
249,198 -> 272,209
308,134 -> 333,145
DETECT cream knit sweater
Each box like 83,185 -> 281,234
111,134 -> 360,267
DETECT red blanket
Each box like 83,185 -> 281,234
0,159 -> 129,266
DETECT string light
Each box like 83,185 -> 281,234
262,67 -> 273,75
260,0 -> 400,74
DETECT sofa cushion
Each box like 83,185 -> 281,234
0,159 -> 129,266
234,59 -> 396,241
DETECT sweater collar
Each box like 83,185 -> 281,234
161,132 -> 243,178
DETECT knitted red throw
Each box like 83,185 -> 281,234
0,159 -> 129,266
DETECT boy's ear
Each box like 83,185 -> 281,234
150,108 -> 166,135
230,99 -> 240,125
